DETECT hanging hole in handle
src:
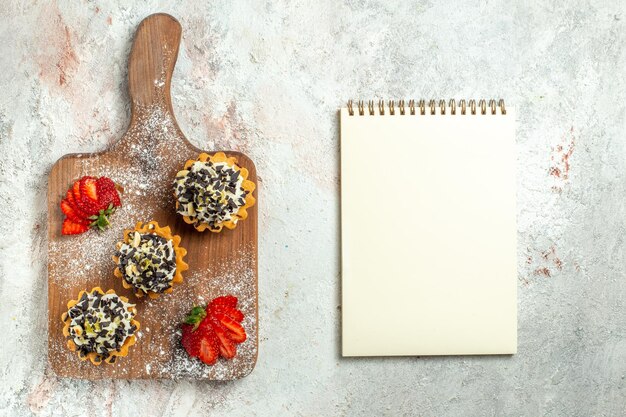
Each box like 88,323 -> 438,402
449,99 -> 456,115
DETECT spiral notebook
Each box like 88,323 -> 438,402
340,99 -> 517,356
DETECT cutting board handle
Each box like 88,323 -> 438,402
128,13 -> 181,114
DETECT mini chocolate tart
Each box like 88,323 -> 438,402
113,221 -> 188,299
61,287 -> 139,365
173,152 -> 256,232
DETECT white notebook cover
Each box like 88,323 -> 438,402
340,104 -> 517,356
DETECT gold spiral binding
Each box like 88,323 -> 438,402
358,100 -> 365,116
479,99 -> 486,115
347,99 -> 507,115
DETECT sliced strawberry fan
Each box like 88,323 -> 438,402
181,295 -> 247,365
60,176 -> 122,235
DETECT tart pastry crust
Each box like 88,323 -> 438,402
61,287 -> 140,366
174,152 -> 256,233
113,221 -> 188,299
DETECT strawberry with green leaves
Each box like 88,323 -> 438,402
181,296 -> 246,365
60,176 -> 122,235
182,306 -> 220,365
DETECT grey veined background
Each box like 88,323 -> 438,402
1,1 -> 625,416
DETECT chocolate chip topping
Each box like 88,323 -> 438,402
65,292 -> 136,361
116,232 -> 177,294
174,160 -> 248,229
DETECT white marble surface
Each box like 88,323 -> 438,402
1,1 -> 625,416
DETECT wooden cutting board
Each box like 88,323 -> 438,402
47,13 -> 258,380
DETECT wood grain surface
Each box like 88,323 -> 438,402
47,13 -> 258,380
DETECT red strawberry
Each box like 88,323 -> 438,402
73,176 -> 122,215
72,180 -> 82,209
181,306 -> 220,365
61,176 -> 122,235
225,307 -> 244,323
60,199 -> 88,225
198,336 -> 219,365
181,322 -> 219,365
96,177 -> 122,207
77,177 -> 100,215
209,295 -> 237,312
181,297 -> 246,364
211,318 -> 237,359
181,307 -> 207,352
85,176 -> 122,231
181,323 -> 203,354
208,295 -> 244,322
80,176 -> 98,203
196,320 -> 220,365
214,312 -> 246,343
71,177 -> 97,215
61,218 -> 89,235
65,189 -> 89,219
61,176 -> 118,235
